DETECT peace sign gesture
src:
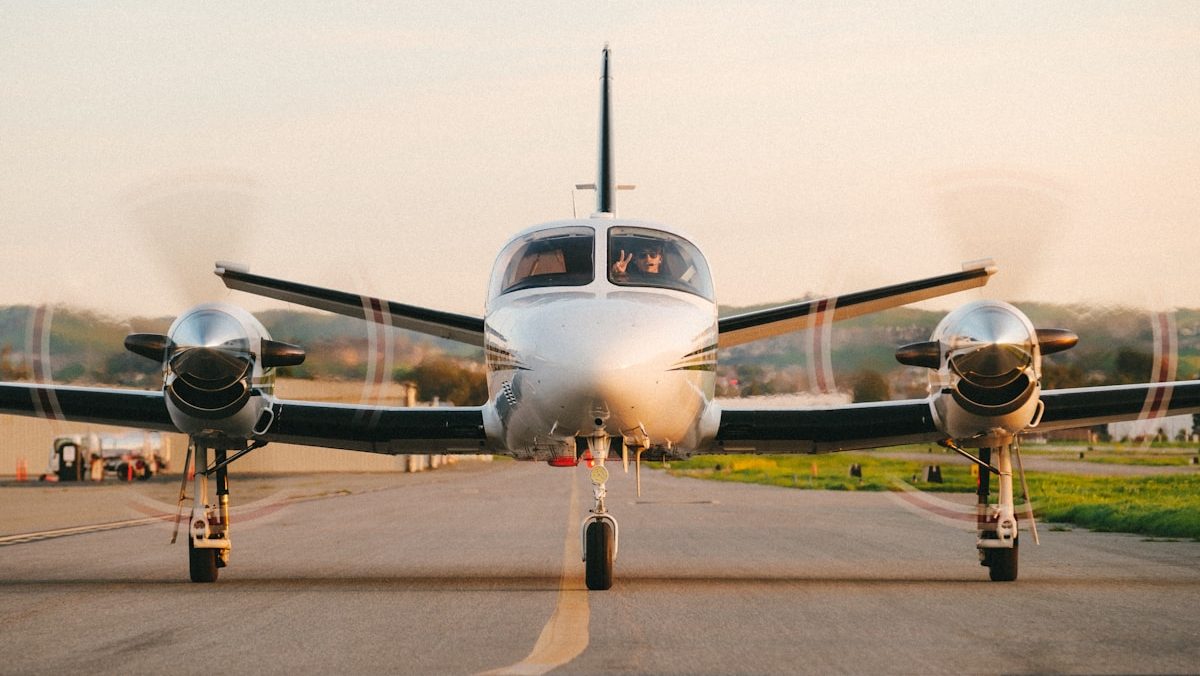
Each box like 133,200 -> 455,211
611,249 -> 633,275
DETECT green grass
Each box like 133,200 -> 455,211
1078,454 -> 1198,467
666,453 -> 977,493
1026,473 -> 1200,539
1020,445 -> 1200,467
662,454 -> 1200,540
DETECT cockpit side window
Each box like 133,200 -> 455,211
608,226 -> 714,300
496,226 -> 595,295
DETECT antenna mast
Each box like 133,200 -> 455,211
596,45 -> 615,215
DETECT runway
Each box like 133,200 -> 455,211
2,460 -> 1198,675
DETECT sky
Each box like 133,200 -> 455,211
2,2 -> 1198,318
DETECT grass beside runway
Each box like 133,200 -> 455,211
1027,473 -> 1200,540
1022,442 -> 1200,467
662,451 -> 1200,540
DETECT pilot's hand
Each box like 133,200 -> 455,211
612,250 -> 633,275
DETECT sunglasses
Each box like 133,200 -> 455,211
637,250 -> 661,259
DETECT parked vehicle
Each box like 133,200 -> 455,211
45,432 -> 170,482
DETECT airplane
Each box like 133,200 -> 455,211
3,47 -> 1199,590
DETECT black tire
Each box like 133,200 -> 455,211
116,462 -> 131,482
584,520 -> 614,591
189,538 -> 219,583
987,537 -> 1018,582
138,462 -> 153,481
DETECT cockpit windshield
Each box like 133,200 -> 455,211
608,226 -> 713,300
495,226 -> 595,295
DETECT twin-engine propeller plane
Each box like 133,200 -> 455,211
4,48 -> 1200,589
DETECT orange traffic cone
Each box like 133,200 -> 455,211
15,457 -> 28,482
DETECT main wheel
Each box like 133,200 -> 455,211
585,520 -> 614,591
987,537 -> 1018,582
189,538 -> 219,583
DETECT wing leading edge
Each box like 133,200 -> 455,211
263,399 -> 491,454
0,383 -> 175,431
712,380 -> 1200,454
215,264 -> 485,346
0,382 -> 492,456
712,399 -> 940,454
1036,381 -> 1200,432
718,261 -> 996,349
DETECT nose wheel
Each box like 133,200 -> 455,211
584,518 -> 615,590
188,536 -> 219,583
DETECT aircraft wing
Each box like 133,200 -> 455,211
1035,381 -> 1200,433
261,399 -> 491,454
0,382 -> 492,455
0,383 -> 177,431
215,264 -> 485,347
717,261 -> 996,348
711,380 -> 1200,453
712,399 -> 942,453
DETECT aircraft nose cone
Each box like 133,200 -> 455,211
515,297 -> 714,434
531,321 -> 672,395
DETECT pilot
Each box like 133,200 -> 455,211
611,244 -> 664,281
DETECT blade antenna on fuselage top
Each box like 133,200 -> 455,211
596,45 -> 615,215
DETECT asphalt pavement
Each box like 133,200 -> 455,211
2,460 -> 1198,675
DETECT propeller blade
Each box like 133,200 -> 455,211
122,173 -> 259,309
1036,328 -> 1079,356
125,333 -> 173,362
261,339 -> 306,369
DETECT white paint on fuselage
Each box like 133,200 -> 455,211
483,219 -> 719,459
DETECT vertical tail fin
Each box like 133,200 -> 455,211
596,45 -> 615,215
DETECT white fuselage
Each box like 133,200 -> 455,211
482,218 -> 720,459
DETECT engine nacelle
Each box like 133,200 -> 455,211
125,303 -> 304,439
896,300 -> 1076,446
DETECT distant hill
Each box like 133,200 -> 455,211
0,305 -> 480,386
716,301 -> 1200,398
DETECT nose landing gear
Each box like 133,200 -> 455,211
580,434 -> 618,590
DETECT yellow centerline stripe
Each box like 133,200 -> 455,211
480,472 -> 590,675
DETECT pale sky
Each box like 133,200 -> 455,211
2,2 -> 1198,318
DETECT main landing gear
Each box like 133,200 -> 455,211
580,435 -> 618,590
